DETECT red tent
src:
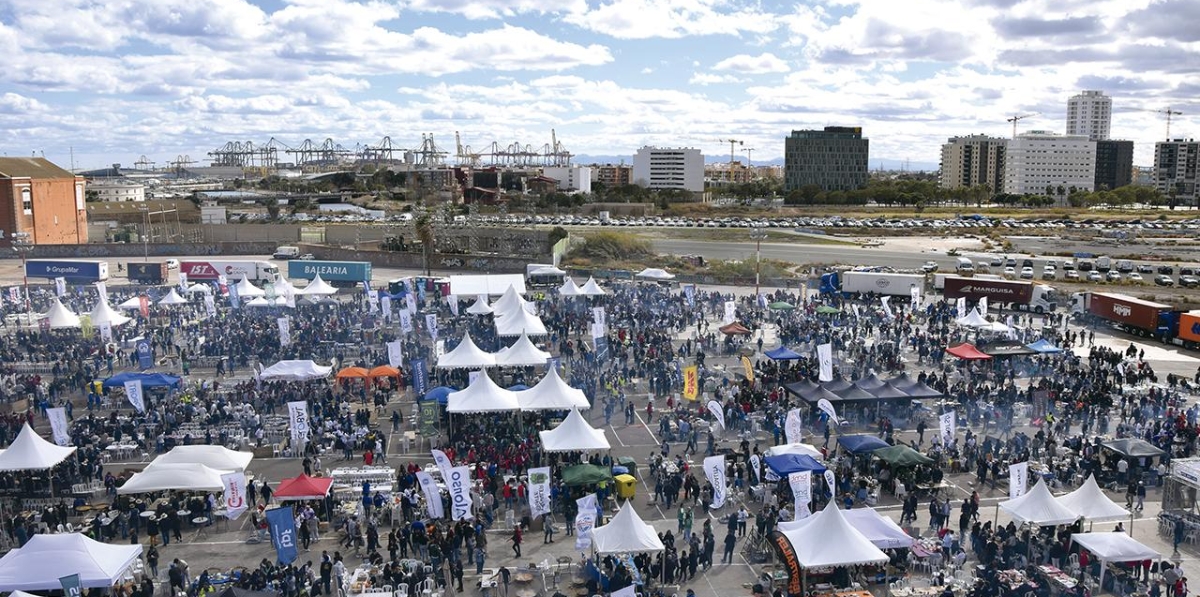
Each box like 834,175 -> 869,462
946,343 -> 993,360
273,474 -> 334,501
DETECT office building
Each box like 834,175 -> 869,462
631,147 -> 705,193
1093,140 -> 1134,191
784,127 -> 869,192
0,157 -> 88,245
1002,131 -> 1096,196
1154,139 -> 1199,205
1066,90 -> 1112,141
89,179 -> 146,202
939,135 -> 1007,191
542,166 -> 593,193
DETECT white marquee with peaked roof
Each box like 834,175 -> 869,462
446,372 -> 519,413
999,478 -> 1080,526
496,333 -> 552,367
779,502 -> 890,569
592,500 -> 665,554
90,298 -> 132,327
41,298 -> 81,328
1056,474 -> 1130,522
518,366 -> 590,411
0,533 -> 143,590
0,423 -> 77,471
539,408 -> 610,452
437,333 -> 496,369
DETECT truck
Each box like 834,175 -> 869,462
1096,256 -> 1112,273
127,262 -> 168,285
180,260 -> 280,283
525,263 -> 565,288
955,257 -> 974,273
287,260 -> 371,287
943,276 -> 1059,313
1179,312 -> 1200,349
1071,292 -> 1181,339
273,246 -> 301,260
24,259 -> 109,282
820,270 -> 925,298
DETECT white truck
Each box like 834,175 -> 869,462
822,270 -> 926,298
180,260 -> 281,283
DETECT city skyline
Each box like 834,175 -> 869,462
0,0 -> 1195,171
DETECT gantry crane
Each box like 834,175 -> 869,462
1006,113 -> 1039,138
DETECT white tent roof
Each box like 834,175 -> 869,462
259,360 -> 332,381
999,478 -> 1080,526
764,443 -> 825,460
579,277 -> 607,296
91,298 -> 132,327
152,445 -> 253,472
494,306 -> 548,337
491,285 -> 531,316
234,276 -> 266,297
298,274 -> 338,296
117,295 -> 143,310
449,274 -> 526,296
779,507 -> 912,549
955,308 -> 990,327
539,408 -> 610,452
157,288 -> 188,305
495,333 -> 552,367
117,462 -> 226,494
977,320 -> 1012,333
244,296 -> 273,307
41,298 -> 81,329
1056,474 -> 1130,522
0,533 -> 142,590
186,283 -> 213,293
1071,532 -> 1160,565
0,423 -> 77,471
466,296 -> 494,315
437,334 -> 496,369
529,265 -> 565,276
635,268 -> 675,280
558,277 -> 582,296
446,372 -> 520,413
779,503 -> 890,568
272,279 -> 299,296
518,366 -> 590,411
592,500 -> 665,554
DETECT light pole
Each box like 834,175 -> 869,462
11,232 -> 32,314
138,205 -> 149,262
750,225 -> 767,300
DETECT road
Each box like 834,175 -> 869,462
652,239 -> 947,270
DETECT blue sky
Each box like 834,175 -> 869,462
0,0 -> 1196,171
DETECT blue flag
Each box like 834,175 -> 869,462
135,339 -> 154,370
59,574 -> 82,597
229,283 -> 241,309
412,358 -> 428,395
265,506 -> 298,564
417,282 -> 427,303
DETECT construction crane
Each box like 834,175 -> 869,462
1006,113 -> 1039,138
742,147 -> 755,168
1149,107 -> 1183,140
719,139 -> 743,165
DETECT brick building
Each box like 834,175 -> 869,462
0,158 -> 88,245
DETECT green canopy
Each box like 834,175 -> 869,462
769,301 -> 795,311
562,464 -> 612,486
816,305 -> 840,314
872,445 -> 935,467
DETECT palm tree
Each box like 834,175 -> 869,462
415,214 -> 434,276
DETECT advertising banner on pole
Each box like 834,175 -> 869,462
447,466 -> 474,520
124,380 -> 145,413
704,456 -> 727,509
417,471 -> 444,519
47,407 -> 70,446
528,467 -> 552,518
265,506 -> 299,564
288,401 -> 310,446
221,472 -> 249,520
785,409 -> 804,444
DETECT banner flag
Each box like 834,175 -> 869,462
979,296 -> 988,314
749,454 -> 762,484
704,455 -> 727,509
740,355 -> 755,383
265,506 -> 299,564
179,272 -> 189,293
590,322 -> 605,339
204,293 -> 216,316
910,284 -> 920,305
288,400 -> 310,446
448,465 -> 474,520
431,449 -> 453,480
767,531 -> 802,596
468,371 -> 480,385
228,282 -> 240,309
135,339 -> 154,370
124,380 -> 145,413
99,321 -> 113,343
387,341 -> 403,368
574,493 -> 598,551
139,295 -> 150,319
707,400 -> 725,429
683,366 -> 699,401
217,274 -> 228,296
956,297 -> 967,315
723,300 -> 736,324
435,340 -> 446,361
823,470 -> 837,496
528,466 -> 552,518
406,293 -> 417,314
399,310 -> 413,333
426,313 -> 438,339
59,574 -> 82,597
881,296 -> 894,319
592,307 -> 606,327
417,471 -> 445,519
939,411 -> 956,448
54,277 -> 65,297
1009,461 -> 1029,499
817,343 -> 833,382
96,281 -> 108,303
816,398 -> 839,426
784,409 -> 804,444
221,472 -> 249,520
447,295 -> 459,316
277,317 -> 291,347
412,358 -> 428,395
684,284 -> 695,308
47,407 -> 69,446
789,471 -> 812,519
851,303 -> 860,318
380,295 -> 392,321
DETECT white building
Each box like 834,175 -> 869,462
632,147 -> 705,193
1066,90 -> 1111,141
1003,131 -> 1096,196
89,179 -> 145,202
542,166 -> 593,193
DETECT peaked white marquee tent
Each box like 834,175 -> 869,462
0,533 -> 143,590
999,478 -> 1080,526
233,276 -> 266,298
518,366 -> 591,411
186,283 -> 213,294
1071,532 -> 1160,586
152,445 -> 253,472
635,268 -> 675,281
0,424 -> 76,471
157,289 -> 189,306
117,462 -> 226,494
558,277 -> 582,296
298,274 -> 338,296
437,334 -> 496,369
955,309 -> 990,327
491,285 -> 532,317
779,503 -> 890,569
90,298 -> 132,327
40,298 -> 81,329
466,296 -> 494,315
494,306 -> 548,337
579,277 -> 607,296
117,296 -> 144,310
259,360 -> 333,381
495,333 -> 552,367
538,408 -> 610,452
764,443 -> 825,460
446,372 -> 520,413
778,507 -> 913,549
1056,474 -> 1130,522
591,500 -> 665,554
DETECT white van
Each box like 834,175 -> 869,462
956,257 -> 975,273
273,246 -> 300,260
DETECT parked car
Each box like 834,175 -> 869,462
1087,271 -> 1103,282
1128,273 -> 1144,282
1158,265 -> 1175,275
1066,270 -> 1080,280
1020,267 -> 1034,279
1003,266 -> 1016,278
921,261 -> 939,273
1106,271 -> 1121,282
1137,264 -> 1154,274
1154,275 -> 1175,286
1180,276 -> 1199,288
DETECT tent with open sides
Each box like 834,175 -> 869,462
90,298 -> 132,327
368,365 -> 401,382
946,343 -> 993,360
234,276 -> 266,298
491,285 -> 531,317
955,309 -> 990,327
539,408 -> 611,452
437,334 -> 496,369
117,462 -> 226,493
777,502 -> 889,571
1101,438 -> 1166,459
557,278 -> 582,297
718,322 -> 752,335
871,445 -> 935,467
41,298 -> 81,328
494,306 -> 548,337
466,297 -> 494,315
592,500 -> 666,554
561,464 -> 612,486
495,333 -> 552,367
258,360 -> 332,381
101,372 -> 182,390
157,289 -> 189,306
1026,339 -> 1063,354
1070,532 -> 1161,587
765,443 -> 824,460
0,533 -> 143,590
517,366 -> 590,411
298,274 -> 338,296
765,346 -> 804,361
635,268 -> 675,281
152,445 -> 253,472
446,372 -> 520,413
186,283 -> 213,294
1056,474 -> 1129,522
999,478 -> 1080,526
274,473 -> 334,501
0,423 -> 76,472
778,506 -> 913,549
117,295 -> 144,310
579,277 -> 607,296
765,454 -> 828,476
837,434 -> 891,454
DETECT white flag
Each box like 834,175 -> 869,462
939,411 -> 956,448
204,293 -> 216,316
789,471 -> 812,519
179,272 -> 189,293
405,293 -> 417,314
591,322 -> 606,339
47,407 -> 69,446
288,400 -> 310,446
447,295 -> 459,317
817,343 -> 833,382
816,398 -> 839,426
574,493 -> 598,551
704,455 -> 727,509
956,296 -> 967,315
528,467 -> 552,518
979,296 -> 988,314
447,465 -> 474,520
277,317 -> 291,347
425,313 -> 438,339
95,281 -> 108,303
592,307 -> 606,328
124,380 -> 145,413
1009,462 -> 1029,499
387,341 -> 403,368
851,303 -> 860,318
417,471 -> 445,519
910,284 -> 920,305
54,277 -> 66,297
380,296 -> 392,321
431,449 -> 453,479
723,300 -> 736,324
707,399 -> 725,429
468,370 -> 481,386
220,472 -> 249,520
881,296 -> 893,319
399,310 -> 413,333
823,470 -> 836,496
435,339 -> 446,360
784,409 -> 804,444
99,321 -> 113,343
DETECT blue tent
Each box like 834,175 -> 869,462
507,384 -> 529,391
421,386 -> 457,404
101,372 -> 182,390
765,454 -> 828,476
1026,339 -> 1063,354
764,346 -> 804,361
837,434 -> 891,454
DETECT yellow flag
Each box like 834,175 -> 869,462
741,355 -> 755,382
683,365 -> 699,400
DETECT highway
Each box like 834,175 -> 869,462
651,238 -> 948,270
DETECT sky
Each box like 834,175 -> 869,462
0,0 -> 1196,172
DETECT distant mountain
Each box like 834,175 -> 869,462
573,154 -> 938,172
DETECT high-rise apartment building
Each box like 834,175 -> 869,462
1154,139 -> 1199,205
783,127 -> 869,192
593,164 -> 632,188
1003,131 -> 1096,196
1066,90 -> 1112,141
631,147 -> 705,193
1093,140 -> 1134,191
939,135 -> 1007,192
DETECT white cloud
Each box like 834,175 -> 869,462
563,0 -> 780,39
713,53 -> 790,74
689,73 -> 743,85
0,93 -> 47,114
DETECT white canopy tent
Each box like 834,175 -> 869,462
491,285 -> 532,317
999,478 -> 1080,526
298,274 -> 338,296
446,372 -> 520,413
495,306 -> 549,337
245,296 -> 286,308
495,333 -> 552,367
778,503 -> 890,570
0,533 -> 143,590
91,299 -> 132,327
558,277 -> 582,296
538,408 -> 610,452
466,297 -> 494,315
117,296 -> 143,310
778,507 -> 913,549
186,283 -> 213,294
152,445 -> 253,472
764,443 -> 825,460
233,276 -> 266,298
591,500 -> 665,554
1056,474 -> 1130,523
117,462 -> 226,494
517,366 -> 590,411
0,424 -> 77,471
259,360 -> 333,381
437,334 -> 496,369
954,309 -> 990,327
157,289 -> 189,306
1071,532 -> 1160,586
528,265 -> 565,277
976,320 -> 1013,333
40,298 -> 81,329
635,268 -> 675,281
579,277 -> 607,296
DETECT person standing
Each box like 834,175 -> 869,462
722,531 -> 737,564
511,525 -> 523,558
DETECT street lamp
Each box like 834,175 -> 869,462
750,225 -> 768,300
138,205 -> 149,263
11,232 -> 32,314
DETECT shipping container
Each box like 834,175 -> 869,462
180,260 -> 279,283
127,262 -> 168,284
943,276 -> 1034,304
1086,292 -> 1175,335
24,259 -> 109,282
287,260 -> 371,284
839,271 -> 926,296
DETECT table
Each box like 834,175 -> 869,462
140,511 -> 156,518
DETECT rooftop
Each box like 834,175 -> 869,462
0,157 -> 77,180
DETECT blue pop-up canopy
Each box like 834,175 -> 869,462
764,346 -> 804,361
421,386 -> 458,404
765,454 -> 828,476
837,434 -> 891,454
1026,339 -> 1063,354
101,372 -> 182,390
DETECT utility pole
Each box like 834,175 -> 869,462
11,232 -> 32,315
750,225 -> 767,299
